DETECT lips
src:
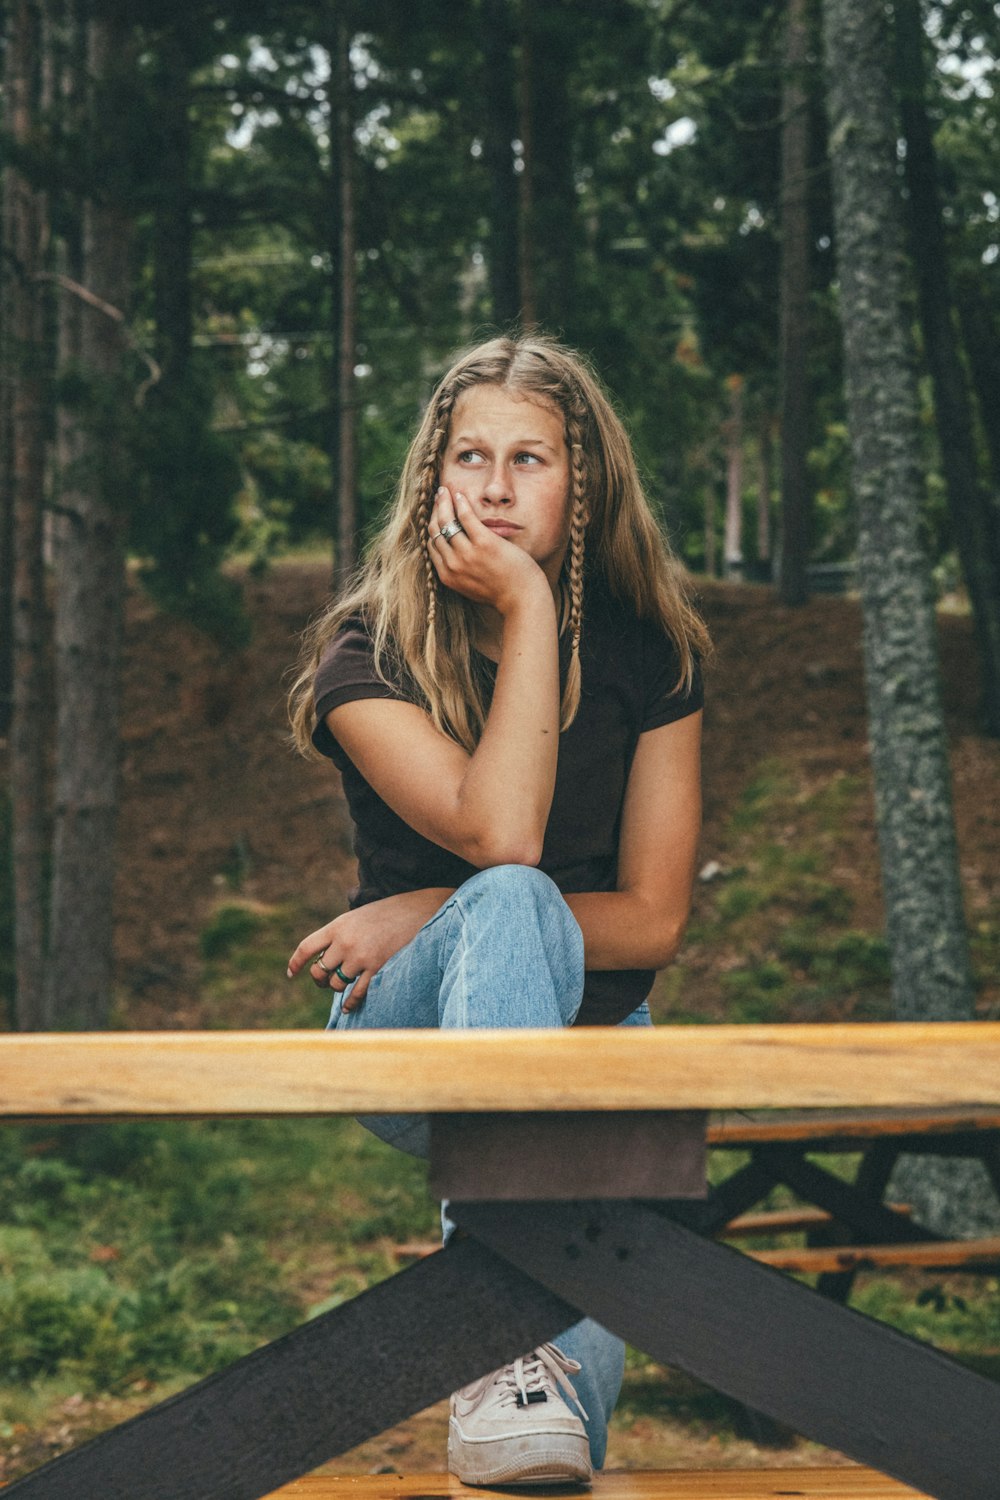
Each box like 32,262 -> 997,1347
482,520 -> 523,534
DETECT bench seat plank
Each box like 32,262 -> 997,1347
752,1234 -> 1000,1274
709,1107 -> 1000,1150
264,1468 -> 929,1498
4,1024 -> 1000,1119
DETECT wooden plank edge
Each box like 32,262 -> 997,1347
262,1468 -> 931,1498
3,1024 -> 1000,1118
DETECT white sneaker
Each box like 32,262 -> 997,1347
448,1342 -> 593,1487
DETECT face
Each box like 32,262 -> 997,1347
439,385 -> 572,587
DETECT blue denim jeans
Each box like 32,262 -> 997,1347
327,865 -> 652,1468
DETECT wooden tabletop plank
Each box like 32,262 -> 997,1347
264,1468 -> 929,1498
3,1024 -> 1000,1119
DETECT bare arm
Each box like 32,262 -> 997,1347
565,710 -> 703,971
327,486 -> 562,869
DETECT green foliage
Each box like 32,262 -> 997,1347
199,904 -> 266,960
0,1115 -> 436,1403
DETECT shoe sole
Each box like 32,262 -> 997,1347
448,1421 -> 592,1487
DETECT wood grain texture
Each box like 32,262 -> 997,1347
3,1024 -> 1000,1119
264,1469 -> 930,1498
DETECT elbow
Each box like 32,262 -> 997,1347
463,824 -> 545,871
647,913 -> 690,971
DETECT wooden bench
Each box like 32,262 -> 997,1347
3,1022 -> 1000,1500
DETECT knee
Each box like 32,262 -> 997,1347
462,864 -> 563,906
457,864 -> 582,962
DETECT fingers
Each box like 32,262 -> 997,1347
342,973 -> 369,1012
287,927 -> 336,978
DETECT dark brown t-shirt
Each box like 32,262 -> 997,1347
312,581 -> 703,1025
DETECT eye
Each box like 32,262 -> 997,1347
456,449 -> 485,465
513,451 -> 542,465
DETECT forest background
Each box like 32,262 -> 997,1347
1,0 -> 1000,1480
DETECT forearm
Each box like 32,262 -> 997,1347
564,888 -> 692,972
456,588 -> 561,866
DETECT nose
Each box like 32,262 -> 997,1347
481,463 -> 512,505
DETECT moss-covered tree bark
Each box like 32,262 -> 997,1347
893,0 -> 1000,737
820,0 -> 973,1023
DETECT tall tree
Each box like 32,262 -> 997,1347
893,0 -> 1000,736
821,0 -> 973,1021
330,5 -> 358,593
777,0 -> 812,604
723,374 -> 744,577
481,0 -> 520,327
6,0 -> 50,1030
44,0 -> 135,1028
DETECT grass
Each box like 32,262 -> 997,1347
653,760 -> 892,1024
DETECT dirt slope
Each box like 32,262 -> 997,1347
114,567 -> 998,1026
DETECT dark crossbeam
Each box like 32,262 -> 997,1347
3,1239 -> 578,1500
452,1198 -> 1000,1500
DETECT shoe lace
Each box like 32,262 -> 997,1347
493,1342 -> 589,1422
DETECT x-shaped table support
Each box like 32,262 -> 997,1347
8,1195 -> 1000,1500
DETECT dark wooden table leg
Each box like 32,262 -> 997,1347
3,1238 -> 579,1500
814,1140 -> 903,1303
452,1197 -> 1000,1500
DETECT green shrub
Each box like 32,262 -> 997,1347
199,904 -> 266,960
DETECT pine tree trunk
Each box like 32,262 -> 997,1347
516,13 -> 537,329
44,7 -> 132,1029
821,0 -> 973,1022
778,0 -> 812,606
332,10 -> 357,595
758,414 -> 774,571
520,2 -> 576,332
151,30 -> 192,380
7,0 -> 50,1030
0,38 -> 18,740
723,375 -> 744,577
481,0 -> 520,327
893,0 -> 1000,736
953,272 -> 1000,493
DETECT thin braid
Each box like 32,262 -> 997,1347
562,410 -> 589,729
416,387 -> 457,653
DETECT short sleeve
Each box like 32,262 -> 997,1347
640,619 -> 704,732
311,617 -> 404,764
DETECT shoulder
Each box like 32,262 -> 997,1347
312,614 -> 406,761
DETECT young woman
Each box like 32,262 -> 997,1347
287,334 -> 708,1487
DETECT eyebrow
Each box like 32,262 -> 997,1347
451,433 -> 557,452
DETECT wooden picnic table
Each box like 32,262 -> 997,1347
2,1023 -> 1000,1500
707,1106 -> 1000,1293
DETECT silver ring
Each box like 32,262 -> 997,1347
439,519 -> 464,541
429,529 -> 444,541
313,950 -> 335,975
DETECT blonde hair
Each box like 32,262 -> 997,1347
289,334 -> 709,756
